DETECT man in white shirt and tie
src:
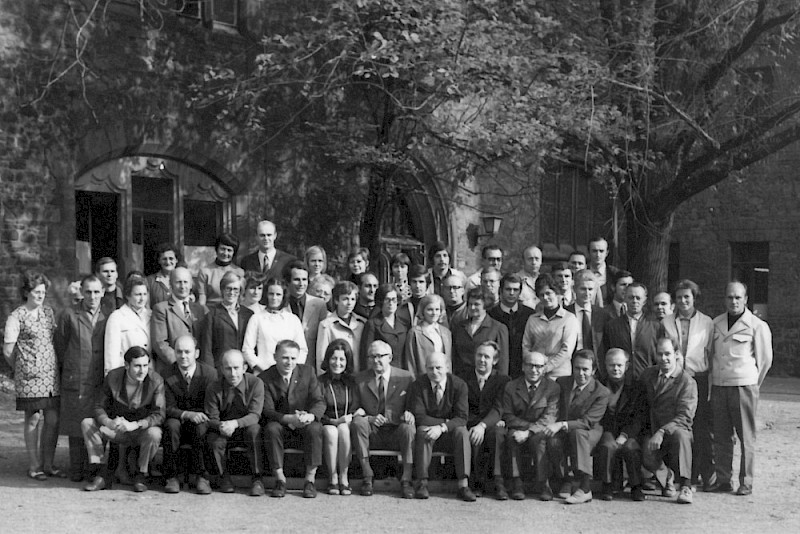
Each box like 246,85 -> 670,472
239,220 -> 295,303
566,270 -> 611,361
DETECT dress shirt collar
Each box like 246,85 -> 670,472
499,302 -> 519,314
375,365 -> 392,383
181,364 -> 197,380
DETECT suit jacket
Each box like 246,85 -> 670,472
104,304 -> 151,375
593,264 -> 620,308
163,361 -> 218,419
93,367 -> 165,429
284,294 -> 329,367
502,376 -> 561,433
443,302 -> 469,331
489,304 -> 535,379
239,249 -> 295,304
205,373 -> 264,430
404,323 -> 453,377
361,313 -> 411,371
151,297 -> 208,374
599,373 -> 646,439
565,303 -> 610,356
451,315 -> 509,378
463,370 -> 510,428
354,367 -> 415,424
200,303 -> 253,368
639,365 -> 697,435
410,373 -> 469,431
259,364 -> 326,423
100,286 -> 124,318
54,305 -> 107,435
555,376 -> 609,431
602,314 -> 662,380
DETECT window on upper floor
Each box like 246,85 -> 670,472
730,241 -> 769,319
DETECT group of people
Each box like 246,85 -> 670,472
2,221 -> 773,505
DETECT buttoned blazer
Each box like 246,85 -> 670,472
200,303 -> 253,368
639,365 -> 697,435
501,376 -> 561,433
601,315 -> 662,380
239,249 -> 296,303
354,368 -> 415,424
259,364 -> 326,423
104,304 -> 151,375
463,370 -> 510,427
151,298 -> 208,374
409,373 -> 469,431
565,303 -> 611,356
451,315 -> 509,377
404,323 -> 453,378
554,376 -> 610,431
361,313 -> 411,371
163,361 -> 218,419
598,374 -> 646,439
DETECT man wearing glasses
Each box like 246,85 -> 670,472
352,340 -> 416,498
465,245 -> 504,294
442,274 -> 469,329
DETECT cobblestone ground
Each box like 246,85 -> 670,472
1,376 -> 799,533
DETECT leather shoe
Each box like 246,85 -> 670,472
360,478 -> 373,497
164,477 -> 180,494
250,477 -> 265,497
494,478 -> 509,501
196,476 -> 212,495
736,485 -> 752,496
415,480 -> 430,499
219,475 -> 235,494
565,489 -> 593,504
535,481 -> 553,502
706,480 -> 734,493
511,477 -> 525,501
457,486 -> 477,502
84,475 -> 108,492
302,480 -> 317,498
600,483 -> 614,501
401,481 -> 414,499
133,473 -> 148,493
271,480 -> 286,498
631,486 -> 646,501
677,485 -> 693,504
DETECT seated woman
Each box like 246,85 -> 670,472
345,248 -> 370,286
404,293 -> 452,377
146,242 -> 182,307
242,278 -> 308,372
197,233 -> 245,306
241,272 -> 267,314
360,284 -> 411,370
305,245 -> 328,281
318,339 -> 364,495
104,275 -> 151,375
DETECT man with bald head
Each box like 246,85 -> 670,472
442,273 -> 469,329
205,349 -> 265,496
709,281 -> 772,496
162,335 -> 218,494
410,351 -> 475,501
239,220 -> 296,304
516,245 -> 542,309
151,266 -> 208,376
354,272 -> 380,320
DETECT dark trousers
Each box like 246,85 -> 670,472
712,384 -> 758,487
595,432 -> 642,486
508,431 -> 547,481
207,423 -> 262,476
692,373 -> 715,483
548,426 -> 603,479
470,425 -> 506,480
642,428 -> 693,486
415,426 -> 470,480
163,418 -> 209,477
265,421 -> 323,471
68,436 -> 89,479
351,416 -> 415,479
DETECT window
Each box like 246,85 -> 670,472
184,199 -> 221,246
211,0 -> 237,26
731,242 -> 769,318
174,0 -> 201,19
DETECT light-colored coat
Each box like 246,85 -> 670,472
710,309 -> 773,387
662,310 -> 713,374
104,304 -> 151,375
404,323 -> 452,378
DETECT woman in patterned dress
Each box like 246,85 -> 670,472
2,271 -> 62,480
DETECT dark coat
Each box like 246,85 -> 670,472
239,249 -> 296,304
502,376 -> 561,433
602,315 -> 663,380
200,303 -> 253,368
354,367 -> 415,423
554,376 -> 610,431
93,367 -> 165,429
409,373 -> 469,431
163,361 -> 218,419
639,365 -> 698,435
259,364 -> 326,423
205,373 -> 264,429
462,370 -> 509,428
451,315 -> 509,377
361,313 -> 411,371
488,304 -> 535,378
599,373 -> 647,439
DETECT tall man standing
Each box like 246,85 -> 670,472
565,270 -> 610,355
709,281 -> 772,496
239,220 -> 295,303
95,257 -> 124,316
602,282 -> 661,379
426,241 -> 465,298
587,237 -> 619,308
284,260 -> 329,367
489,273 -> 535,379
465,245 -> 504,294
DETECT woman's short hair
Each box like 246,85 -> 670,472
534,273 -> 558,296
465,287 -> 488,305
20,271 -> 51,301
346,247 -> 370,265
304,245 -> 328,271
264,277 -> 288,309
416,294 -> 444,320
391,252 -> 412,269
321,338 -> 355,374
375,283 -> 398,308
154,242 -> 183,263
215,233 -> 240,256
310,274 -> 336,292
244,271 -> 267,290
332,281 -> 358,301
123,275 -> 148,297
124,345 -> 151,364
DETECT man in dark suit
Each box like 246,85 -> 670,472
151,267 -> 208,376
588,236 -> 620,308
239,220 -> 295,304
352,340 -> 416,498
489,273 -> 535,379
602,269 -> 633,319
596,348 -> 646,501
460,341 -> 510,499
162,335 -> 218,494
200,272 -> 253,369
205,349 -> 265,496
95,257 -> 124,316
546,349 -> 610,504
284,260 -> 328,367
410,351 -> 476,502
81,346 -> 165,493
565,270 -> 611,357
641,336 -> 697,504
602,282 -> 661,379
260,339 -> 326,498
353,272 -> 379,320
502,351 -> 560,501
442,273 -> 469,329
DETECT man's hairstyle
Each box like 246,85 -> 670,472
283,259 -> 309,282
672,279 -> 700,300
534,273 -> 557,295
94,257 -> 116,272
332,280 -> 358,301
476,340 -> 500,356
550,261 -> 571,273
573,349 -> 596,369
482,244 -> 503,259
416,294 -> 445,321
172,335 -> 198,350
124,345 -> 151,364
574,269 -> 596,285
654,291 -> 672,303
321,339 -> 355,374
500,272 -> 522,289
368,339 -> 393,358
428,241 -> 449,263
264,277 -> 288,309
123,274 -> 148,297
359,272 -> 379,287
219,271 -> 242,292
728,280 -> 748,296
215,232 -> 240,255
80,274 -> 102,288
275,339 -> 301,355
626,281 -> 648,296
604,348 -> 629,362
480,266 -> 501,279
656,335 -> 681,354
588,236 -> 608,248
612,269 -> 633,285
443,272 -> 467,287
568,250 -> 587,262
408,264 -> 428,280
346,248 -> 370,265
466,287 -> 489,305
154,242 -> 183,263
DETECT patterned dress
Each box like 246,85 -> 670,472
5,305 -> 60,410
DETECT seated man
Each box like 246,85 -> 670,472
502,351 -> 560,501
205,349 -> 265,496
162,335 -> 218,494
260,339 -> 326,498
641,336 -> 697,504
460,341 -> 510,499
545,349 -> 610,504
81,346 -> 165,493
410,351 -> 475,502
596,348 -> 646,501
352,340 -> 416,498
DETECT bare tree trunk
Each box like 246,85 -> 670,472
625,208 -> 673,293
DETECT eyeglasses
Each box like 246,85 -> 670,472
369,353 -> 392,360
223,287 -> 241,293
522,363 -> 546,370
444,285 -> 463,291
383,297 -> 398,303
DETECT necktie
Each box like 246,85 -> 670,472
528,384 -> 536,401
290,297 -> 303,320
184,371 -> 191,389
569,387 -> 580,408
658,373 -> 668,391
263,255 -> 271,273
434,384 -> 443,405
581,309 -> 593,350
183,301 -> 193,322
478,377 -> 486,391
377,375 -> 386,415
284,375 -> 290,388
